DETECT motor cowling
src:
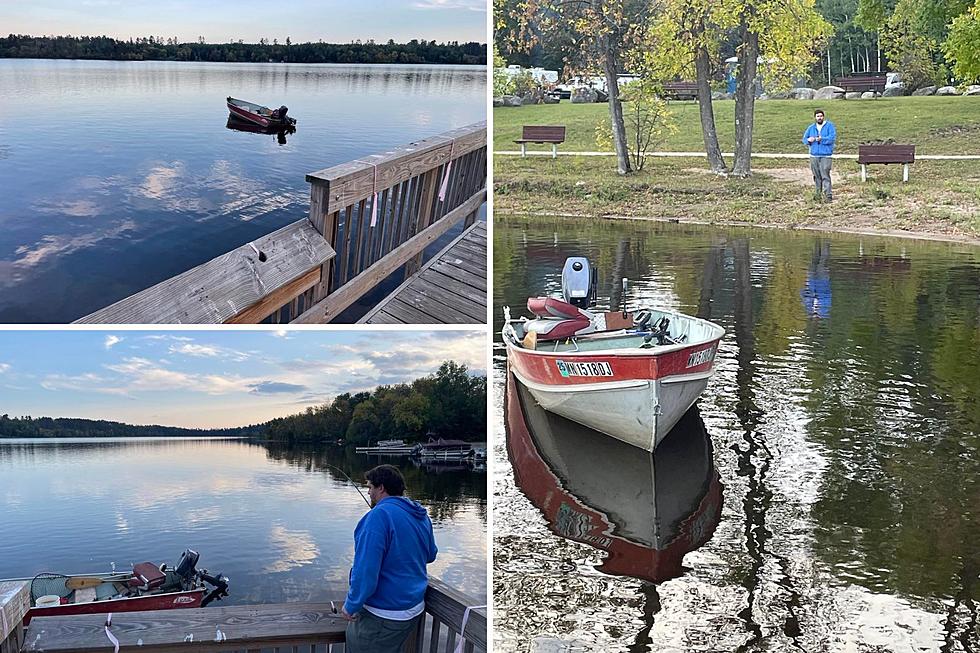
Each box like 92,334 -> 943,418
561,257 -> 597,308
174,549 -> 200,580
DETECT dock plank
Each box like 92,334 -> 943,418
76,219 -> 335,324
22,601 -> 348,653
359,221 -> 487,324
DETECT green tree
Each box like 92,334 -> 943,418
945,0 -> 980,83
500,0 -> 651,175
645,0 -> 831,176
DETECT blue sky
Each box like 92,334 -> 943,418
0,0 -> 487,44
0,329 -> 486,428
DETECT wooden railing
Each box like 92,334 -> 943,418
0,582 -> 28,653
13,578 -> 485,653
76,122 -> 487,324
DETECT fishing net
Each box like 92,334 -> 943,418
30,573 -> 71,603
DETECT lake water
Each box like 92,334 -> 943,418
493,215 -> 980,651
0,438 -> 487,605
0,60 -> 486,323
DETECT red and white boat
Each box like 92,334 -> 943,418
502,257 -> 725,452
226,96 -> 296,128
506,371 -> 721,582
23,549 -> 228,625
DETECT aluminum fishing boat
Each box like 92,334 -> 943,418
226,96 -> 296,128
24,549 -> 228,625
503,257 -> 725,452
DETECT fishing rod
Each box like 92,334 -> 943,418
325,464 -> 372,508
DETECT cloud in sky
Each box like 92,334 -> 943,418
250,381 -> 309,395
8,331 -> 485,428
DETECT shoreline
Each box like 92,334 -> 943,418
495,208 -> 980,248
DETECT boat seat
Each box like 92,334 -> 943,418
130,562 -> 166,590
524,316 -> 593,341
527,297 -> 594,321
525,297 -> 597,341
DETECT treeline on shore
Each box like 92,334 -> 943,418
263,362 -> 486,446
0,35 -> 486,65
0,415 -> 257,438
0,362 -> 486,445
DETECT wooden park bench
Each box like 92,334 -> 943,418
857,144 -> 915,182
515,125 -> 566,158
835,73 -> 886,94
662,81 -> 699,100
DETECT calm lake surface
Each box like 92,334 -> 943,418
0,60 -> 486,322
0,438 -> 487,604
493,215 -> 980,652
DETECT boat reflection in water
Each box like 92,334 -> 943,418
225,115 -> 296,145
505,369 -> 722,583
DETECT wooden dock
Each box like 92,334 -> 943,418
359,221 -> 487,324
5,579 -> 485,653
76,123 -> 487,325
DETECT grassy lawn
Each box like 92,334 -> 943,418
494,96 -> 980,155
493,97 -> 980,240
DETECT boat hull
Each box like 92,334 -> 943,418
227,102 -> 276,127
24,588 -> 205,625
505,334 -> 721,452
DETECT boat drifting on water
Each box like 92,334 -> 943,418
24,549 -> 228,625
503,257 -> 725,452
226,96 -> 296,128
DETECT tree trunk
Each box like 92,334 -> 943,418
876,33 -> 881,72
695,44 -> 727,174
601,34 -> 631,176
732,26 -> 758,177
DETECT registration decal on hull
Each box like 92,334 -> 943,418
686,345 -> 716,368
556,360 -> 613,377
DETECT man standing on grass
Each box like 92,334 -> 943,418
341,464 -> 438,653
803,109 -> 837,202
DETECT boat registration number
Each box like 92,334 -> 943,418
687,345 -> 716,368
556,360 -> 613,377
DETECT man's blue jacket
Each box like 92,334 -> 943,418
802,121 -> 837,157
344,496 -> 438,616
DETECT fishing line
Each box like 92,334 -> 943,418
325,464 -> 372,508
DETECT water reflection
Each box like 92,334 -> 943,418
226,116 -> 296,145
506,371 -> 721,584
0,437 -> 487,604
494,215 -> 980,650
0,60 -> 485,322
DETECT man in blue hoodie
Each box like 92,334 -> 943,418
341,465 -> 437,652
802,109 -> 837,202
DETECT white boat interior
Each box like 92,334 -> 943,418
506,308 -> 723,354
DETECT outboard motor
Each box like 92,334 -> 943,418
174,549 -> 200,580
561,257 -> 597,308
199,570 -> 230,607
276,105 -> 288,121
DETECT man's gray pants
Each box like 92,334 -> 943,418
345,611 -> 421,653
810,156 -> 833,200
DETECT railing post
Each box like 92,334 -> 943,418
0,581 -> 29,653
404,167 -> 442,277
309,180 -> 338,303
